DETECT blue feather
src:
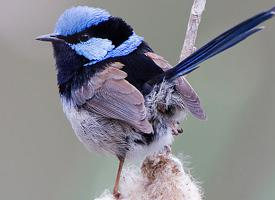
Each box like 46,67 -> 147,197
82,33 -> 143,66
179,27 -> 264,76
70,38 -> 115,61
55,6 -> 110,36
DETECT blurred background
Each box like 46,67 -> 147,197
0,0 -> 274,199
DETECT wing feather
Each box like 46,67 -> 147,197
71,63 -> 153,133
145,52 -> 206,120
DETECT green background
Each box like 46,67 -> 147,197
0,0 -> 274,199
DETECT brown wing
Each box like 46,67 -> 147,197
145,52 -> 206,120
71,62 -> 153,133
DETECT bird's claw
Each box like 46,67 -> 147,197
172,122 -> 183,136
113,191 -> 121,200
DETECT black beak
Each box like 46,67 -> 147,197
36,33 -> 64,43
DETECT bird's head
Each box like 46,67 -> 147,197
37,6 -> 143,83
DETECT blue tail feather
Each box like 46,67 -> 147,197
209,27 -> 264,58
149,6 -> 275,84
180,27 -> 264,76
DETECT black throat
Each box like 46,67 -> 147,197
53,42 -> 88,86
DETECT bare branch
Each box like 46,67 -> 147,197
179,0 -> 206,62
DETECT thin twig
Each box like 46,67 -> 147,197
179,0 -> 206,62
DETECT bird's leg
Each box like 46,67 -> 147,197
113,157 -> 125,199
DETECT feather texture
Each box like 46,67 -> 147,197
145,52 -> 206,120
55,6 -> 110,36
70,38 -> 114,61
71,62 -> 153,133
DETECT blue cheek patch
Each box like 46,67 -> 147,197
70,38 -> 115,61
83,33 -> 144,66
107,34 -> 143,59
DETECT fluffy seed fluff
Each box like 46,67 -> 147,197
95,152 -> 203,200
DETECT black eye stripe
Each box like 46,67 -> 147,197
59,30 -> 92,44
60,17 -> 133,47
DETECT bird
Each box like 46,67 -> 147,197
36,6 -> 274,198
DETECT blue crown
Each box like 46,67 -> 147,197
54,6 -> 111,36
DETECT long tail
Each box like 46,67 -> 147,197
147,6 -> 275,85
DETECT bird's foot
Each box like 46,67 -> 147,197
113,191 -> 121,200
171,122 -> 183,136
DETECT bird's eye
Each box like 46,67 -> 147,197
79,34 -> 90,42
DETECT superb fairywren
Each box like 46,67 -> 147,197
36,6 -> 274,198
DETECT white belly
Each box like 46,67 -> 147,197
61,97 -> 174,160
